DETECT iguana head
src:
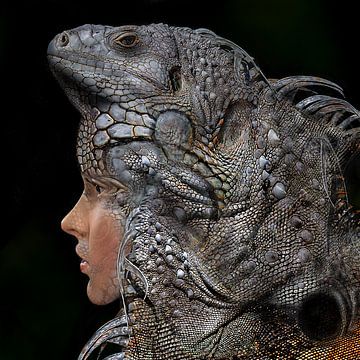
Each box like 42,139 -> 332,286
47,24 -> 267,159
49,23 -> 360,359
48,24 -> 180,114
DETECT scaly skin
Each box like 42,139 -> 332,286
48,24 -> 359,359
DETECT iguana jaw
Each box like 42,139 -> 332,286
47,54 -> 136,117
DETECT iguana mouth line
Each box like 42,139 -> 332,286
47,52 -> 115,70
47,54 -> 107,74
48,54 -> 168,93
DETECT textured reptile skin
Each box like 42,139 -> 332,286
48,24 -> 359,359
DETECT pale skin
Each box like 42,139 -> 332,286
61,173 -> 127,305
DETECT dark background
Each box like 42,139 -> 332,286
1,0 -> 359,359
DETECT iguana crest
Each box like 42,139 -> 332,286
48,23 -> 359,359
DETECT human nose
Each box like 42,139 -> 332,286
61,196 -> 88,239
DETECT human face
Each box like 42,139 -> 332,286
61,173 -> 127,305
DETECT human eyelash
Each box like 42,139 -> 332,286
95,184 -> 103,194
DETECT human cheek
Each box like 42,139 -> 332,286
88,207 -> 122,272
86,208 -> 122,304
91,209 -> 115,244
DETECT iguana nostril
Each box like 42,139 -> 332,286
58,32 -> 69,47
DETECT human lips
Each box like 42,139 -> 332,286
80,259 -> 90,273
75,244 -> 90,273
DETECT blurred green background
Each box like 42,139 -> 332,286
1,0 -> 359,358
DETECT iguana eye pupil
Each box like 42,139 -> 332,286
114,33 -> 139,48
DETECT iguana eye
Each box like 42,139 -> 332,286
114,32 -> 139,48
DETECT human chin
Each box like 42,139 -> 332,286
86,275 -> 120,305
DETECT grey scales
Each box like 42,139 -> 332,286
48,23 -> 359,359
